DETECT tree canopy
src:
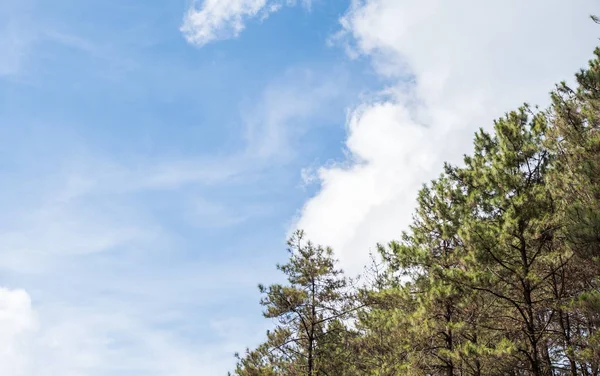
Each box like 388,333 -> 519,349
231,40 -> 600,376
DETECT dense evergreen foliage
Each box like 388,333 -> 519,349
231,45 -> 600,376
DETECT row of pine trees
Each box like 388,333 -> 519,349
229,44 -> 600,376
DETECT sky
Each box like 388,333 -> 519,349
0,0 -> 598,375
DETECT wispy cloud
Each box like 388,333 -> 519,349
242,67 -> 349,160
0,284 -> 270,376
0,0 -> 36,77
0,50 -> 349,372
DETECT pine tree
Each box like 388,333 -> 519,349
546,47 -> 600,375
233,40 -> 600,376
359,177 -> 511,376
232,231 -> 356,376
446,107 -> 565,375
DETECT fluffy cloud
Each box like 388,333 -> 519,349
182,0 -> 310,46
0,288 -> 37,376
296,0 -> 600,274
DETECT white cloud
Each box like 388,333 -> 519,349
0,285 -> 268,376
181,0 -> 311,46
295,0 -> 600,274
0,288 -> 37,376
181,0 -> 268,46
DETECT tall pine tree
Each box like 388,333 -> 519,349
232,231 -> 357,376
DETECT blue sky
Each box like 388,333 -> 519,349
0,0 -> 599,375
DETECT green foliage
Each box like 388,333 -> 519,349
233,44 -> 600,376
232,230 -> 357,376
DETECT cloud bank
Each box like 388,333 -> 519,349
295,0 -> 600,274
